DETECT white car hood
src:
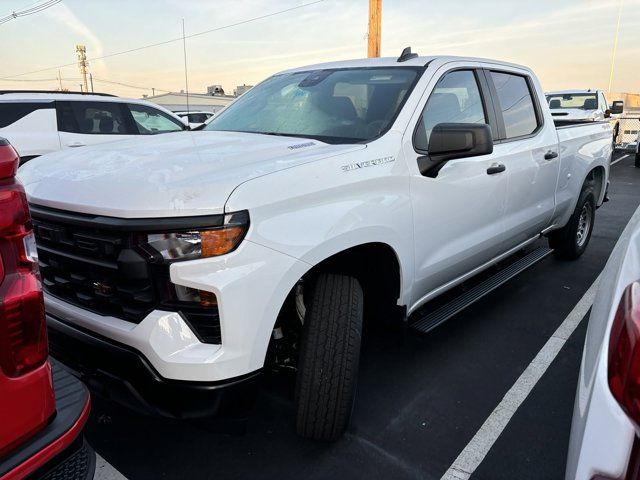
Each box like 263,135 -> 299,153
19,131 -> 364,218
549,108 -> 598,122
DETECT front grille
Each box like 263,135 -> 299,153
32,214 -> 155,322
31,205 -> 222,343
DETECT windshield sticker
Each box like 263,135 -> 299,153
341,156 -> 395,172
288,142 -> 316,150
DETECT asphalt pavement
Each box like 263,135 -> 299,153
87,152 -> 640,480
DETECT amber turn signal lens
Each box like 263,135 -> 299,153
198,290 -> 218,307
200,226 -> 247,257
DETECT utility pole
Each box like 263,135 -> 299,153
608,0 -> 624,93
76,44 -> 89,93
152,87 -> 155,96
89,73 -> 94,93
182,19 -> 190,114
367,0 -> 382,58
57,69 -> 63,91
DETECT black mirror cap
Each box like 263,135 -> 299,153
418,123 -> 493,177
428,123 -> 493,159
611,101 -> 624,115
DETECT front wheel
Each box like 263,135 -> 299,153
548,182 -> 596,260
295,273 -> 363,441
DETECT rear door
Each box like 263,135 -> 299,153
404,64 -> 509,306
481,67 -> 560,246
56,100 -> 138,149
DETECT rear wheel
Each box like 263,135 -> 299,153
635,153 -> 640,168
295,273 -> 363,441
548,182 -> 595,259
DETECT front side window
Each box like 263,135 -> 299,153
414,70 -> 487,151
490,71 -> 539,139
205,67 -> 420,144
57,101 -> 134,135
128,104 -> 184,134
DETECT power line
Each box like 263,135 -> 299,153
0,0 -> 62,26
1,0 -> 324,79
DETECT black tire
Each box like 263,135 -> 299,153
548,182 -> 595,260
635,153 -> 640,168
295,273 -> 363,441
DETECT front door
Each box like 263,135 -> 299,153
404,67 -> 508,308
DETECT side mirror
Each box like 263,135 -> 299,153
418,123 -> 493,177
610,101 -> 624,115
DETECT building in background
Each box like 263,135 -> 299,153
234,84 -> 253,97
143,91 -> 235,113
207,85 -> 226,96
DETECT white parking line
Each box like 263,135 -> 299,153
440,276 -> 600,480
611,154 -> 631,166
94,453 -> 128,480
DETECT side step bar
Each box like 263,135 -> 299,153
410,246 -> 553,334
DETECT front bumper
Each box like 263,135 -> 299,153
47,314 -> 261,419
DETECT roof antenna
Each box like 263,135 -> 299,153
397,46 -> 418,62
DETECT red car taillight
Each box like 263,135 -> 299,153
609,281 -> 640,427
0,140 -> 48,377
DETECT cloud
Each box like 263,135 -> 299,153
44,3 -> 107,75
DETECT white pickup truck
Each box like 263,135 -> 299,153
546,89 -> 623,142
20,51 -> 613,440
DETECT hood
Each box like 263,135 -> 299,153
19,131 -> 365,218
549,108 -> 599,122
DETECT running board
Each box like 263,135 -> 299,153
410,246 -> 553,334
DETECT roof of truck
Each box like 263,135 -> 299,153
280,55 -> 531,74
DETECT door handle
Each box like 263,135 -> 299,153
486,163 -> 506,175
67,142 -> 86,148
544,150 -> 558,160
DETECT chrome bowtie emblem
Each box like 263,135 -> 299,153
92,281 -> 112,295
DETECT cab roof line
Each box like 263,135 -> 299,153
0,90 -> 116,97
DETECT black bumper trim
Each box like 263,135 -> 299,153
46,314 -> 261,419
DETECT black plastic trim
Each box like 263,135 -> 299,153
47,314 -> 260,419
29,204 -> 249,232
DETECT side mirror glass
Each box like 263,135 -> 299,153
418,123 -> 493,177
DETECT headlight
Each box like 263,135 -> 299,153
140,211 -> 249,263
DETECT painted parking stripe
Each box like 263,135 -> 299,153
611,154 -> 631,166
94,453 -> 128,480
440,276 -> 600,480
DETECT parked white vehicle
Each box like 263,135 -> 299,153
20,52 -> 614,440
174,110 -> 214,128
0,91 -> 188,163
546,90 -> 623,142
566,204 -> 640,480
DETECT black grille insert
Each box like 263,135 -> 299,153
31,205 -> 222,343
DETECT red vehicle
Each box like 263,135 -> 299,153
0,138 -> 95,480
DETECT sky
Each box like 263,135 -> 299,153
0,0 -> 639,97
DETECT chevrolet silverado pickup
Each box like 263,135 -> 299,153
19,51 -> 613,440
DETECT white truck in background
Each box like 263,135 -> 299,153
20,51 -> 613,441
546,89 -> 623,143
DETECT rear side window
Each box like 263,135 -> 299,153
490,71 -> 539,139
56,101 -> 135,135
128,104 -> 184,134
0,102 -> 53,128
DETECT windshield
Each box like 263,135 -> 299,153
205,67 -> 420,143
546,93 -> 598,110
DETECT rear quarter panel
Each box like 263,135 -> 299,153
552,122 -> 612,229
